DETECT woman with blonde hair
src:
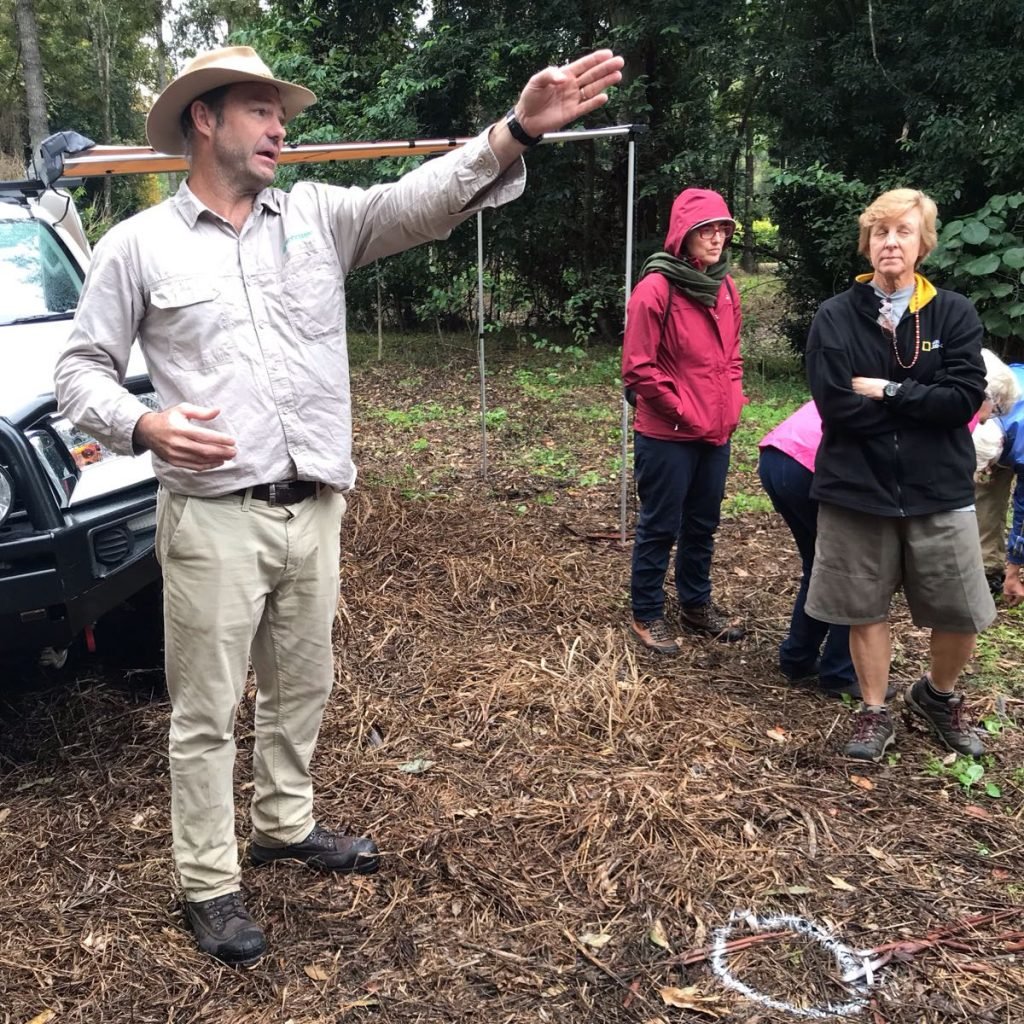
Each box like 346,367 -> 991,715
804,188 -> 995,762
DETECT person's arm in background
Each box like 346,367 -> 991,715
728,277 -> 746,424
1004,468 -> 1024,606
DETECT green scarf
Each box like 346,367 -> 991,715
640,251 -> 729,307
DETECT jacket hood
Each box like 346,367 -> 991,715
664,188 -> 735,258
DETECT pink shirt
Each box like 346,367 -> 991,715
759,400 -> 821,472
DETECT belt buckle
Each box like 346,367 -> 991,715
268,482 -> 279,506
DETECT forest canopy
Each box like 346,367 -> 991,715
5,0 -> 1024,350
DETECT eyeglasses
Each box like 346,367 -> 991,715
985,390 -> 1005,416
695,222 -> 734,241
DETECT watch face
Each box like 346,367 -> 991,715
884,382 -> 899,398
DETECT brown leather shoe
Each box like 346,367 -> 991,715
680,603 -> 745,642
250,823 -> 381,874
630,617 -> 681,655
184,891 -> 267,966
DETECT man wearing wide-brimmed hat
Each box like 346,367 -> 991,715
56,44 -> 623,965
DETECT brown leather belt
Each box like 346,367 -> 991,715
237,480 -> 320,506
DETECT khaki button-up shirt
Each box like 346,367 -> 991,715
55,130 -> 525,497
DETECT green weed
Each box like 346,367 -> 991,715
722,491 -> 774,518
924,753 -> 1000,797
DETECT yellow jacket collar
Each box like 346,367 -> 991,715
855,271 -> 937,311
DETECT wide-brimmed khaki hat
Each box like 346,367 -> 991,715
146,46 -> 317,155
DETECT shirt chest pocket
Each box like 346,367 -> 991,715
150,279 -> 235,370
281,247 -> 342,343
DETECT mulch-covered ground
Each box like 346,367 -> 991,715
2,341 -> 1023,1024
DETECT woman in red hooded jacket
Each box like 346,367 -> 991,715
622,188 -> 746,653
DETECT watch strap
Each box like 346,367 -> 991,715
504,108 -> 543,147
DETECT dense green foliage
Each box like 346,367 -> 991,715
6,0 -> 1024,348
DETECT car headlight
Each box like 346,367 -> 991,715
29,393 -> 158,505
0,466 -> 13,526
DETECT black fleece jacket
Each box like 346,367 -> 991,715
806,276 -> 985,517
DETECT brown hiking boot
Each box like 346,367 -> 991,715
680,603 -> 745,642
630,617 -> 681,655
184,891 -> 267,966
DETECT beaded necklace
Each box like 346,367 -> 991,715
879,277 -> 922,370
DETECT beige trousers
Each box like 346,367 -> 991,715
156,487 -> 345,900
975,464 -> 1014,572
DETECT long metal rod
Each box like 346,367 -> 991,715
476,211 -> 488,481
620,135 -> 637,546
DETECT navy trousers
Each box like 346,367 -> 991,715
630,432 -> 730,619
757,445 -> 855,687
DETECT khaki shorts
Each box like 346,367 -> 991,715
806,503 -> 997,633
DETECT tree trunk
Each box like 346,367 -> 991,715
14,0 -> 49,151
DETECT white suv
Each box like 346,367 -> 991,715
0,180 -> 159,669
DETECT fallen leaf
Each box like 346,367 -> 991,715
992,868 -> 1011,882
25,1012 -> 56,1024
303,964 -> 330,981
542,984 -> 567,998
826,875 -> 857,892
766,726 -> 788,743
648,919 -> 672,951
964,804 -> 992,820
659,986 -> 723,1017
733,567 -> 750,577
0,807 -> 10,825
80,931 -> 109,953
579,931 -> 613,949
850,775 -> 875,791
942,752 -> 958,766
398,758 -> 434,774
16,777 -> 54,792
339,996 -> 379,1010
451,739 -> 474,749
866,846 -> 898,871
742,820 -> 757,841
764,884 -> 814,895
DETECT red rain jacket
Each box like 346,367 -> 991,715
622,189 -> 745,444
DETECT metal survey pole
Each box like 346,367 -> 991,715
476,210 -> 488,480
619,132 -> 637,544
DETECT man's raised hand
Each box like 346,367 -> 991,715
514,50 -> 624,138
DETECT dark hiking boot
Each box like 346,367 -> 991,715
630,617 -> 681,655
250,823 -> 381,874
680,603 -> 746,642
844,706 -> 895,762
780,659 -> 821,683
184,891 -> 267,966
903,677 -> 985,757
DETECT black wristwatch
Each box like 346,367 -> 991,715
882,381 -> 902,402
504,108 -> 543,147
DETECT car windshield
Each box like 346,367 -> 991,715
0,210 -> 83,325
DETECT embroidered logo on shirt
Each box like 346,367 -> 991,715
282,230 -> 313,253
